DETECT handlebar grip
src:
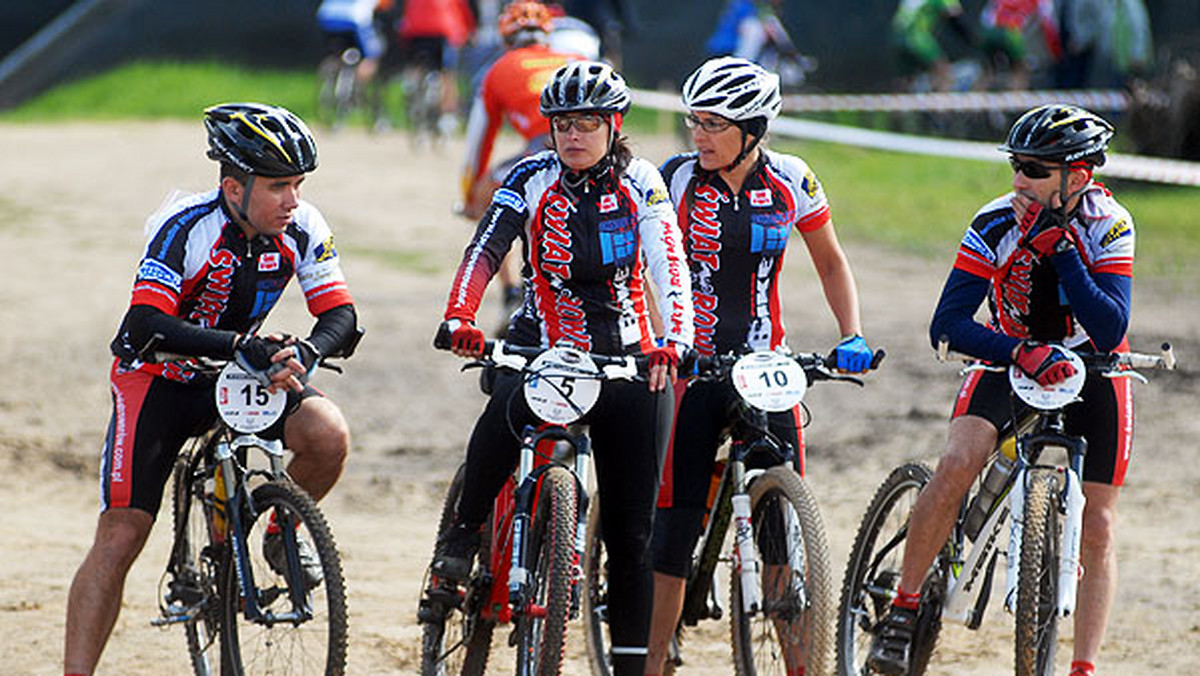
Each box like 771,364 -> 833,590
870,348 -> 887,370
433,323 -> 452,351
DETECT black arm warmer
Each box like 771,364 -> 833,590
305,303 -> 358,358
119,305 -> 241,359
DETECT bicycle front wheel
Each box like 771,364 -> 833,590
420,463 -> 495,676
218,480 -> 347,676
515,466 -> 577,676
730,467 -> 834,676
171,445 -> 220,676
836,462 -> 945,676
1015,470 -> 1061,676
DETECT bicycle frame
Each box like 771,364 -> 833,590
480,424 -> 592,625
941,410 -> 1086,626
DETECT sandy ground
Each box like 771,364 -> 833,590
1,121 -> 1198,675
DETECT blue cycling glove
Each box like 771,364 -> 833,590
834,334 -> 873,373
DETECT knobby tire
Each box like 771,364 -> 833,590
515,467 -> 576,676
172,441 -> 221,676
836,462 -> 944,676
420,463 -> 495,676
218,480 -> 347,676
1015,471 -> 1060,676
730,467 -> 834,676
582,492 -> 612,676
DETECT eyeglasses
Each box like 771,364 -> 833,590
551,113 -> 606,133
1009,157 -> 1062,179
684,113 -> 735,134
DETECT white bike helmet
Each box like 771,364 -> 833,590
540,61 -> 631,116
682,56 -> 782,122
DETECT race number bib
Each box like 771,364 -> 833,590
523,347 -> 602,425
731,351 -> 807,412
1009,349 -> 1085,410
215,362 -> 287,433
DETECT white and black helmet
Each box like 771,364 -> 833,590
682,56 -> 782,122
540,61 -> 631,116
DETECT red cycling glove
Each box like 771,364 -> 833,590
647,343 -> 680,371
1022,201 -> 1076,257
443,319 -> 484,357
1013,342 -> 1076,386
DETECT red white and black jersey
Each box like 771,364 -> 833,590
660,150 -> 830,357
113,188 -> 353,380
952,183 -> 1134,345
444,150 -> 694,355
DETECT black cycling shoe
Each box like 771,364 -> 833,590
867,605 -> 918,675
431,522 -> 481,583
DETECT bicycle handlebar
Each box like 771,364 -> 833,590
935,337 -> 1176,374
434,330 -> 652,379
691,348 -> 886,386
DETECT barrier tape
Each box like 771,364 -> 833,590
779,89 -> 1132,113
631,88 -> 1200,187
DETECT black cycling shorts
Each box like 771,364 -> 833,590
652,378 -> 805,577
952,367 -> 1134,485
99,362 -> 319,517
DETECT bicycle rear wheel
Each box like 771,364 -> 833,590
1015,471 -> 1061,676
420,463 -> 495,676
582,492 -> 612,676
170,442 -> 220,676
836,462 -> 945,676
515,466 -> 577,676
730,467 -> 834,676
218,480 -> 347,676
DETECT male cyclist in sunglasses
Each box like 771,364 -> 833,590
868,104 -> 1133,676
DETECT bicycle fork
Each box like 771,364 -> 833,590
729,459 -> 763,615
1003,435 -> 1088,619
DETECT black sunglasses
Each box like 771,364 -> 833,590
1009,157 -> 1062,179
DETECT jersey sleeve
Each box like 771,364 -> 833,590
775,153 -> 830,233
294,203 -> 354,315
443,162 -> 533,322
129,191 -> 218,315
629,158 -> 694,348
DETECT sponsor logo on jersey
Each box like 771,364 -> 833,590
599,193 -> 618,213
190,247 -> 237,329
1100,219 -> 1130,248
137,258 -> 183,292
314,236 -> 337,262
493,187 -> 527,212
688,185 -> 723,272
647,186 -> 669,206
802,170 -> 819,198
749,188 -> 772,207
540,194 -> 574,279
258,252 -> 280,272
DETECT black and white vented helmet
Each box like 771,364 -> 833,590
539,61 -> 631,116
204,102 -> 318,176
682,56 -> 782,122
999,104 -> 1114,164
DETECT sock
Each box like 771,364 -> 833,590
1070,660 -> 1095,675
892,586 -> 921,610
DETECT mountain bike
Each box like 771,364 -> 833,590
584,348 -> 884,676
149,331 -> 361,676
836,342 -> 1175,676
419,338 -> 652,676
316,40 -> 390,132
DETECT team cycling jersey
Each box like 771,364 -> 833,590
445,150 -> 694,355
948,183 -> 1134,351
111,189 -> 354,381
659,150 -> 830,357
460,44 -> 582,199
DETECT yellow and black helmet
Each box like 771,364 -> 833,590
1000,104 -> 1114,165
204,102 -> 318,177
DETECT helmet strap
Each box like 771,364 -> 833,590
237,174 -> 256,225
723,127 -> 762,173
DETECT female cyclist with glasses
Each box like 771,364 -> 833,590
647,56 -> 875,676
433,60 -> 694,676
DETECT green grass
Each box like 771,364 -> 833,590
0,61 -> 317,122
5,60 -> 1196,279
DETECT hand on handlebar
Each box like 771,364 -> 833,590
646,342 -> 682,393
234,333 -> 309,393
1013,342 -> 1077,386
436,319 -> 486,358
832,334 -> 875,373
